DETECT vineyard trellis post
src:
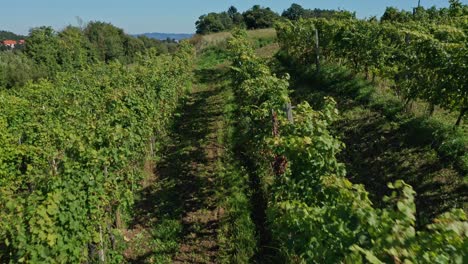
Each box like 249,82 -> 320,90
284,103 -> 294,124
270,109 -> 288,176
98,225 -> 105,263
315,28 -> 320,74
149,136 -> 156,157
413,0 -> 422,15
404,33 -> 413,112
455,106 -> 466,127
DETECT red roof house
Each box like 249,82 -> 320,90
2,40 -> 17,48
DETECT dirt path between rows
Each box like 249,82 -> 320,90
124,66 -> 228,263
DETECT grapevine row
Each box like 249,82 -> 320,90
0,43 -> 194,262
228,30 -> 467,263
276,17 -> 467,126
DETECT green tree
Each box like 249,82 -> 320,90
24,26 -> 61,77
136,35 -> 172,54
123,35 -> 145,62
227,6 -> 244,26
282,3 -> 306,21
195,6 -> 247,34
0,52 -> 42,88
195,13 -> 226,34
58,26 -> 96,70
381,7 -> 412,22
242,5 -> 280,29
0,30 -> 25,41
219,12 -> 234,30
448,0 -> 468,16
84,21 -> 127,62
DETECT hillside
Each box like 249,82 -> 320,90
0,30 -> 25,40
191,28 -> 277,53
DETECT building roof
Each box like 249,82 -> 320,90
2,40 -> 17,45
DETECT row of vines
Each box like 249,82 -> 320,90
228,30 -> 467,263
0,43 -> 194,263
276,17 -> 467,126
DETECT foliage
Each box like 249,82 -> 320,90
24,26 -> 61,77
242,5 -> 280,30
195,4 -> 353,35
196,12 -> 233,34
0,30 -> 25,41
381,2 -> 468,23
275,11 -> 468,126
281,4 -> 306,21
196,6 -> 244,34
228,6 -> 244,26
83,21 -> 128,63
282,3 -> 356,21
0,42 -> 195,263
228,29 -> 467,263
0,52 -> 44,89
0,21 -> 179,90
381,7 -> 413,23
300,62 -> 467,174
58,26 -> 97,71
136,35 -> 178,54
195,4 -> 281,35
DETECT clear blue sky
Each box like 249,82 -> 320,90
1,0 -> 466,35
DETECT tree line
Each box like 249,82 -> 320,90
195,4 -> 355,34
381,0 -> 468,22
0,30 -> 25,41
0,22 -> 179,89
196,1 -> 468,35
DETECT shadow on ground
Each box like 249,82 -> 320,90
125,66 -> 228,263
292,82 -> 467,227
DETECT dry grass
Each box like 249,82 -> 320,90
201,32 -> 232,46
371,74 -> 467,131
246,28 -> 277,39
255,43 -> 280,58
192,28 -> 277,51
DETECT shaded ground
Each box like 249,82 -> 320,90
334,100 -> 467,225
124,63 -> 229,263
292,83 -> 467,226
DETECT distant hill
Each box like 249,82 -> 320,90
134,32 -> 194,41
0,30 -> 25,41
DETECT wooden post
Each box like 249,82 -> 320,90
149,136 -> 155,157
101,164 -> 109,262
98,225 -> 105,263
271,109 -> 288,176
315,28 -> 320,73
284,103 -> 294,124
426,103 -> 435,116
413,0 -> 421,16
455,107 -> 466,127
404,33 -> 411,112
51,158 -> 58,176
271,109 -> 279,137
108,224 -> 116,250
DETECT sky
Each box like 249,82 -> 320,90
1,0 -> 467,35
